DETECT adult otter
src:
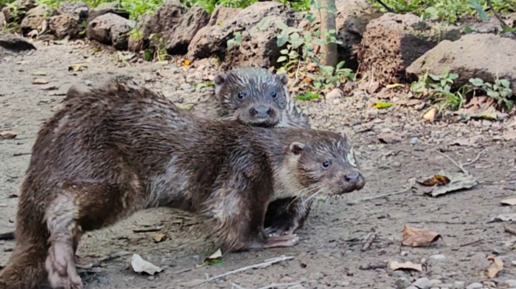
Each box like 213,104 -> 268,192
0,78 -> 364,289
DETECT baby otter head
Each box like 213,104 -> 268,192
284,131 -> 366,198
214,67 -> 289,127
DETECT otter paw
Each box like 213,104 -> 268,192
75,255 -> 100,269
263,234 -> 300,248
46,242 -> 83,289
263,224 -> 293,237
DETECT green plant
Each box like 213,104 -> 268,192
469,77 -> 514,110
410,68 -> 466,113
142,33 -> 168,62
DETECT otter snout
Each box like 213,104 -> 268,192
249,105 -> 273,119
344,171 -> 361,183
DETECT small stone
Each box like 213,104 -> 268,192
413,277 -> 432,289
465,283 -> 483,289
332,98 -> 340,105
287,285 -> 305,289
0,131 -> 17,139
394,277 -> 411,289
410,137 -> 418,145
406,286 -> 419,289
501,280 -> 516,288
512,260 -> 516,266
430,254 -> 446,260
454,281 -> 465,289
326,88 -> 343,100
180,83 -> 192,90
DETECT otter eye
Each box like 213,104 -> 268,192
237,92 -> 245,100
271,91 -> 277,99
322,160 -> 331,169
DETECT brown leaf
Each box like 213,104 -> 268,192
401,225 -> 441,247
389,260 -> 422,272
32,78 -> 49,84
153,233 -> 167,243
0,131 -> 17,139
416,174 -> 451,186
485,256 -> 503,278
68,64 -> 88,72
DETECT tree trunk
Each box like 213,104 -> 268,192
319,0 -> 338,67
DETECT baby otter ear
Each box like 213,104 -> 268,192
214,73 -> 227,86
289,142 -> 305,155
276,73 -> 289,86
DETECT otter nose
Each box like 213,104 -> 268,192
344,171 -> 361,183
249,105 -> 272,118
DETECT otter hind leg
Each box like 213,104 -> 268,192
263,197 -> 313,237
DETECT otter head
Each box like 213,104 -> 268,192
214,68 -> 289,127
282,131 -> 366,199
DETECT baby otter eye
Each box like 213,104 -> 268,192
322,160 -> 331,169
237,92 -> 245,100
271,91 -> 277,99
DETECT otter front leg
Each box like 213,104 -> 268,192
207,174 -> 300,252
263,197 -> 313,237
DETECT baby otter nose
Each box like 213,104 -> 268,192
250,105 -> 272,118
344,171 -> 361,183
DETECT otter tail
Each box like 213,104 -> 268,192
0,241 -> 49,289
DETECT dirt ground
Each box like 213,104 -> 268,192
1,41 -> 516,289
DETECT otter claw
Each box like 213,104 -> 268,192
263,234 -> 299,248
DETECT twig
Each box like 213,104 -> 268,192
374,0 -> 394,12
347,180 -> 415,205
460,239 -> 483,247
360,233 -> 377,252
485,0 -> 516,37
435,150 -> 469,175
358,261 -> 387,270
132,227 -> 163,233
173,267 -> 194,275
463,149 -> 485,167
13,152 -> 30,157
200,256 -> 294,284
504,225 -> 516,236
257,283 -> 301,289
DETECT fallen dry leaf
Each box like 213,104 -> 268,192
501,198 -> 516,206
68,64 -> 88,72
401,225 -> 442,247
153,233 -> 167,243
424,170 -> 478,197
303,77 -> 313,83
485,256 -> 503,278
32,78 -> 49,84
449,135 -> 484,147
423,107 -> 437,122
416,174 -> 451,186
389,260 -> 422,272
197,249 -> 224,267
181,59 -> 191,66
0,131 -> 17,139
41,85 -> 58,91
130,254 -> 163,275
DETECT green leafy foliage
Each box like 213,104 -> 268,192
370,0 -> 514,24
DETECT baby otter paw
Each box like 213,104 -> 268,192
263,234 -> 299,248
45,242 -> 83,289
263,223 -> 293,237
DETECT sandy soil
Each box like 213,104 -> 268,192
1,41 -> 516,289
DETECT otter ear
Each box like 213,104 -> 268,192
289,142 -> 305,156
214,73 -> 227,86
277,73 -> 289,86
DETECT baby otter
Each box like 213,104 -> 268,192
0,78 -> 365,289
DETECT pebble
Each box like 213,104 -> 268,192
410,137 -> 418,145
326,88 -> 343,100
406,286 -> 418,289
454,281 -> 465,288
512,260 -> 516,266
430,254 -> 446,260
180,83 -> 192,90
287,285 -> 305,289
465,283 -> 483,289
413,277 -> 432,289
502,280 -> 516,287
394,277 -> 411,289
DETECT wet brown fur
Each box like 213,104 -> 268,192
0,79 -> 364,289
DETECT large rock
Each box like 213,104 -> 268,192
166,5 -> 209,54
207,5 -> 241,26
57,1 -> 89,21
87,13 -> 135,50
406,34 -> 516,89
298,0 -> 383,69
1,0 -> 36,24
49,14 -> 82,39
20,5 -> 57,35
357,13 -> 461,86
187,1 -> 302,69
0,32 -> 36,52
127,0 -> 185,52
87,2 -> 130,23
